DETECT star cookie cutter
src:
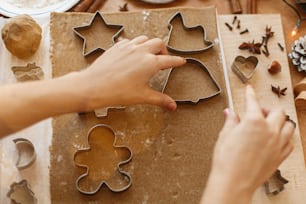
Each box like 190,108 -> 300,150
13,138 -> 36,170
162,58 -> 221,104
73,11 -> 124,57
7,179 -> 37,204
264,169 -> 289,195
74,124 -> 132,195
231,55 -> 258,83
166,12 -> 215,54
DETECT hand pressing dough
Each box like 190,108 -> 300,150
1,14 -> 42,59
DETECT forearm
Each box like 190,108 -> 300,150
0,72 -> 95,137
200,168 -> 253,204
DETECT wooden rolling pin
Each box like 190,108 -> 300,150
228,0 -> 242,14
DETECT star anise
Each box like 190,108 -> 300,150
239,40 -> 262,54
265,26 -> 274,39
119,3 -> 128,11
271,85 -> 287,97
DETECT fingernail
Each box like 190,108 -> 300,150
224,108 -> 230,116
167,102 -> 177,111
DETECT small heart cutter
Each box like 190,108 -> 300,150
162,58 -> 221,104
74,124 -> 133,195
231,55 -> 258,83
73,11 -> 124,57
166,12 -> 215,54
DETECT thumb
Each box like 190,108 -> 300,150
145,89 -> 177,111
221,108 -> 240,133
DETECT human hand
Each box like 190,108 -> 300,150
201,85 -> 295,204
79,36 -> 186,111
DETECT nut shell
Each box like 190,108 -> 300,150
268,60 -> 281,74
1,14 -> 42,59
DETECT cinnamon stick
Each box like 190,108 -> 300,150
228,0 -> 242,14
72,0 -> 95,12
247,0 -> 257,14
87,0 -> 105,13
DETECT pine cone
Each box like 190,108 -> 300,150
289,36 -> 306,72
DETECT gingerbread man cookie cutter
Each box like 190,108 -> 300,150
74,124 -> 132,195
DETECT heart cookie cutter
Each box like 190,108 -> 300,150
73,11 -> 124,57
162,58 -> 221,104
74,124 -> 132,195
166,12 -> 215,54
231,55 -> 258,83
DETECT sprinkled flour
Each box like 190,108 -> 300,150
4,0 -> 62,9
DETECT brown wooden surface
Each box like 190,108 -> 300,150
96,0 -> 306,166
219,14 -> 306,203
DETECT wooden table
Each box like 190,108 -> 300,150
97,0 -> 306,164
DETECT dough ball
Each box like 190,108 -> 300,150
1,14 -> 42,59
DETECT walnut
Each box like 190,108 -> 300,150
1,14 -> 42,59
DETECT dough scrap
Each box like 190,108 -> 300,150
1,14 -> 42,59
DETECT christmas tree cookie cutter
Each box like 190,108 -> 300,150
74,124 -> 132,195
73,11 -> 124,57
166,12 -> 215,54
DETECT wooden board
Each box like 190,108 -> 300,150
219,15 -> 306,203
50,8 -> 229,203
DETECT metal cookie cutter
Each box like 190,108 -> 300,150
11,63 -> 44,81
166,12 -> 215,54
264,169 -> 289,195
231,55 -> 258,83
94,106 -> 125,118
162,58 -> 221,104
74,124 -> 132,195
7,179 -> 37,204
73,11 -> 124,57
13,138 -> 36,170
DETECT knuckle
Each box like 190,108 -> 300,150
246,115 -> 262,125
152,37 -> 164,44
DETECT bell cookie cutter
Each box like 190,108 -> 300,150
7,179 -> 37,204
264,169 -> 289,195
162,58 -> 221,104
231,55 -> 258,83
13,138 -> 36,170
74,124 -> 132,195
166,12 -> 215,54
73,11 -> 124,57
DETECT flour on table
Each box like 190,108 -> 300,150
4,0 -> 62,9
